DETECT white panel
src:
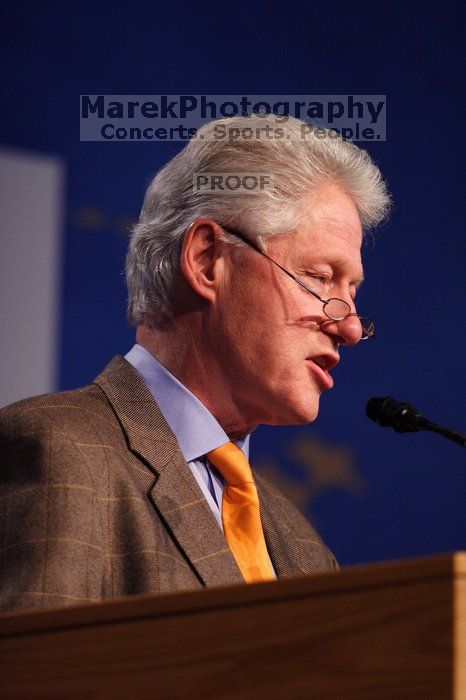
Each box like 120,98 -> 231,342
0,148 -> 65,407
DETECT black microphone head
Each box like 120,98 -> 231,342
366,396 -> 424,433
366,396 -> 396,425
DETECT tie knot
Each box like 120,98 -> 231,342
206,442 -> 253,486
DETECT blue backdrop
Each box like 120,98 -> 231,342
1,1 -> 464,566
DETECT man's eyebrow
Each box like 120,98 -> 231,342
355,276 -> 365,290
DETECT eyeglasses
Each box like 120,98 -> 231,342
221,226 -> 375,340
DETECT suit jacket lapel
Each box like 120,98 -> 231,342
150,451 -> 244,586
94,355 -> 243,587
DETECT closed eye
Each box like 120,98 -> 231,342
310,275 -> 328,282
305,274 -> 333,294
303,272 -> 331,285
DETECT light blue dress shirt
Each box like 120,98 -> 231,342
124,344 -> 251,532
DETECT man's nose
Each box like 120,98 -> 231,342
322,314 -> 363,346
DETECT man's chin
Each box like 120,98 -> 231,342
265,397 -> 320,426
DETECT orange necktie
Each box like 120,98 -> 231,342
206,442 -> 274,583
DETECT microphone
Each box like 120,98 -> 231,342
365,396 -> 466,447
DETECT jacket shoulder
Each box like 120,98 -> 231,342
0,384 -> 120,442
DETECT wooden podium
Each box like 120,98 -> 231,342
1,553 -> 465,698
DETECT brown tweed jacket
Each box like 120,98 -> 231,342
0,356 -> 337,612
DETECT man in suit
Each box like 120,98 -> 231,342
0,114 -> 390,611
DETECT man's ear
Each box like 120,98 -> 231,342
180,219 -> 225,303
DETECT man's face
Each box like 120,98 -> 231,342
212,182 -> 364,427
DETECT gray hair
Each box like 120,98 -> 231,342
126,113 -> 391,324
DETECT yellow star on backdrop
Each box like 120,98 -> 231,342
256,434 -> 364,512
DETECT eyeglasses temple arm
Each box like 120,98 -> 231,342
221,226 -> 324,303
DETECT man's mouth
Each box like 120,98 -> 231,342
305,353 -> 339,390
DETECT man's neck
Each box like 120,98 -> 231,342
135,323 -> 257,441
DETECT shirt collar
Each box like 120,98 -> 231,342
124,344 -> 250,463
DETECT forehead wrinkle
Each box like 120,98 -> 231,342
302,182 -> 362,229
301,195 -> 363,248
